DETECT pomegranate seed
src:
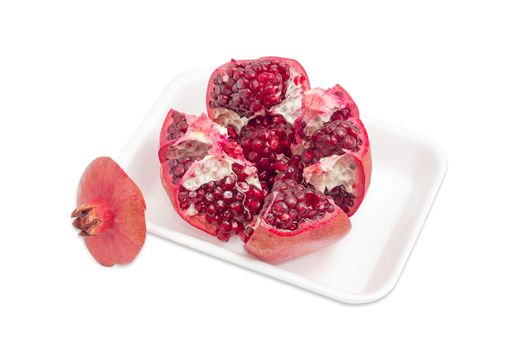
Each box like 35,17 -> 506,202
213,187 -> 223,199
272,202 -> 288,215
222,191 -> 234,203
246,197 -> 261,212
215,200 -> 227,211
206,204 -> 216,216
222,175 -> 236,190
285,194 -> 297,208
230,201 -> 244,215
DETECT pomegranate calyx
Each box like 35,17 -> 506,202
71,204 -> 111,236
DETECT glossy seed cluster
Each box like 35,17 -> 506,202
272,155 -> 304,185
264,180 -> 335,231
178,174 -> 264,241
166,111 -> 188,141
325,184 -> 356,214
301,115 -> 362,166
238,114 -> 295,189
208,60 -> 291,118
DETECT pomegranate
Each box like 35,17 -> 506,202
206,57 -> 310,129
160,57 -> 371,263
159,108 -> 265,242
71,157 -> 146,267
237,114 -> 296,191
245,180 -> 351,264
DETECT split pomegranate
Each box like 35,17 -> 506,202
72,157 -> 146,267
160,57 -> 371,263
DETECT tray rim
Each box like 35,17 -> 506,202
118,70 -> 448,304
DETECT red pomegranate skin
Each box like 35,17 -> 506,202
72,157 -> 146,267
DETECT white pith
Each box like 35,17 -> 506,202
182,154 -> 233,191
302,89 -> 342,137
213,108 -> 249,133
165,139 -> 211,160
180,152 -> 262,217
303,154 -> 357,194
271,69 -> 304,125
213,123 -> 228,136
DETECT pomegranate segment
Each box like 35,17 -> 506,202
296,85 -> 371,215
161,157 -> 264,241
262,180 -> 336,232
303,153 -> 365,216
297,84 -> 360,139
72,157 -> 146,267
206,57 -> 310,128
158,110 -> 222,164
237,114 -> 296,190
245,180 -> 351,264
159,109 -> 265,241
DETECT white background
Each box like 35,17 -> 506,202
1,0 -> 513,349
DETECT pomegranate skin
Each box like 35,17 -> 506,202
361,146 -> 372,197
73,157 -> 146,267
244,206 -> 351,264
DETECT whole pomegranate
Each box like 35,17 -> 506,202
160,57 -> 371,263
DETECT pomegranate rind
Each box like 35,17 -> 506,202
297,84 -> 360,138
159,108 -> 262,238
76,157 -> 146,267
244,206 -> 351,264
206,56 -> 310,123
158,110 -> 224,164
303,152 -> 367,217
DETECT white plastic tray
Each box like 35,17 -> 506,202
118,70 -> 447,304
